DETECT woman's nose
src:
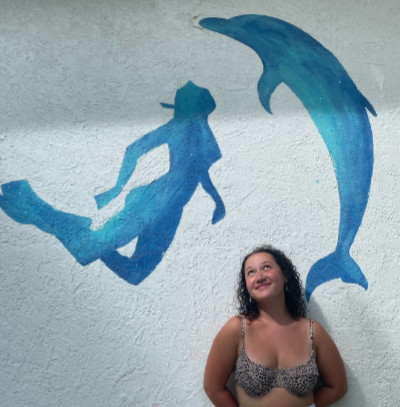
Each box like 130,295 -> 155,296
256,270 -> 266,280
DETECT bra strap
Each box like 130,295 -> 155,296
309,319 -> 314,354
239,316 -> 245,346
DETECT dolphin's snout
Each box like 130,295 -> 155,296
199,17 -> 229,33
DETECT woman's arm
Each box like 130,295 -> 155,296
95,127 -> 168,209
200,172 -> 225,224
204,317 -> 241,407
313,321 -> 348,407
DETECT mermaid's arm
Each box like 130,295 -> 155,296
201,172 -> 225,224
95,126 -> 168,209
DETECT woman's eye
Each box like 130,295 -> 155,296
247,270 -> 255,276
263,265 -> 270,269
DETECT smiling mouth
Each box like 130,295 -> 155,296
256,282 -> 271,289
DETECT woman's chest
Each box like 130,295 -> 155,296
243,324 -> 310,368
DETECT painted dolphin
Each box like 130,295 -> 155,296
199,14 -> 376,300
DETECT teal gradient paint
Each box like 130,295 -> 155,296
200,15 -> 376,300
0,81 -> 225,285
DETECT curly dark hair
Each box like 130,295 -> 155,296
236,245 -> 307,321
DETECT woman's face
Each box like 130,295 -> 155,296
244,252 -> 287,302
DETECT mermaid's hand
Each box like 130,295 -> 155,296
212,201 -> 225,224
95,187 -> 119,209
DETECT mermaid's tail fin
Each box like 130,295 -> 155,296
0,180 -> 96,265
306,250 -> 368,301
0,180 -> 43,225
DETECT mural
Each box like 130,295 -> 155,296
0,15 -> 375,299
199,15 -> 376,300
0,81 -> 225,285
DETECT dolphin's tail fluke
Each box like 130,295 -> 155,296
305,250 -> 368,301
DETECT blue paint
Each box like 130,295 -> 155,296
0,81 -> 225,285
200,15 -> 376,300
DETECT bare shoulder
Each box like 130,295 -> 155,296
208,316 -> 243,364
215,316 -> 242,342
311,320 -> 333,344
310,320 -> 348,399
310,320 -> 345,374
204,316 -> 242,386
311,319 -> 324,330
293,316 -> 314,330
204,316 -> 243,401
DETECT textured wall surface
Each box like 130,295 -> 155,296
1,1 -> 399,406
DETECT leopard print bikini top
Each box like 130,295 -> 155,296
234,317 -> 320,398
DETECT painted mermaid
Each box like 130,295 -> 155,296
0,81 -> 225,284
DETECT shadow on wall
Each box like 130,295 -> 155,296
0,81 -> 225,285
308,299 -> 367,407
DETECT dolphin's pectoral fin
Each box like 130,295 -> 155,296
358,91 -> 377,117
257,69 -> 282,114
306,251 -> 368,301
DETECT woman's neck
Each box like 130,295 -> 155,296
256,297 -> 293,324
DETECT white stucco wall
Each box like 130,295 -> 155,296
1,1 -> 399,406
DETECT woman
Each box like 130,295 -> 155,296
0,81 -> 225,285
204,246 -> 347,407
